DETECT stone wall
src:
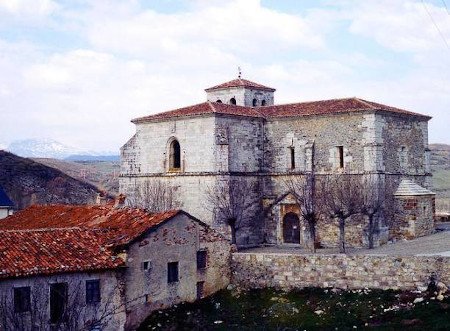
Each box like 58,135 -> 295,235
231,252 -> 450,291
393,195 -> 435,239
0,271 -> 125,330
123,213 -> 230,330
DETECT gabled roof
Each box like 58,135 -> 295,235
394,179 -> 435,196
0,186 -> 14,208
0,205 -> 196,278
205,78 -> 276,92
132,101 -> 264,123
0,204 -> 182,247
0,228 -> 123,279
132,97 -> 431,123
260,97 -> 429,119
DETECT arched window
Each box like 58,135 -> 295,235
229,98 -> 236,105
216,100 -> 222,103
169,140 -> 181,170
261,100 -> 266,106
252,98 -> 257,107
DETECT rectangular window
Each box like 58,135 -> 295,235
196,281 -> 204,300
290,147 -> 295,169
14,287 -> 31,313
86,280 -> 101,304
337,146 -> 344,168
167,262 -> 179,283
142,261 -> 152,271
144,294 -> 151,303
50,283 -> 68,324
197,250 -> 207,270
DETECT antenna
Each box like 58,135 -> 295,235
238,66 -> 242,78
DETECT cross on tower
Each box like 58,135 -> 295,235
238,66 -> 242,79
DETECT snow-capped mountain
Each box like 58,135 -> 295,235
7,139 -> 118,160
8,139 -> 86,159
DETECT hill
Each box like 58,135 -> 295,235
0,151 -> 101,209
32,158 -> 120,194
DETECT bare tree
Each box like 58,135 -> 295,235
319,174 -> 363,253
126,179 -> 182,213
358,175 -> 387,249
205,177 -> 260,245
285,173 -> 318,252
0,278 -> 127,331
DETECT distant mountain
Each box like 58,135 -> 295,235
7,138 -> 118,160
8,138 -> 83,159
65,154 -> 120,162
0,151 -> 102,209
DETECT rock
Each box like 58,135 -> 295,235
437,294 -> 444,301
413,297 -> 424,304
417,286 -> 428,292
314,310 -> 324,315
226,284 -> 235,291
214,320 -> 223,324
437,282 -> 448,294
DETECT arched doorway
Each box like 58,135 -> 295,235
283,212 -> 300,244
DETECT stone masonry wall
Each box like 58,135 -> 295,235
124,213 -> 230,330
393,195 -> 435,239
231,252 -> 450,291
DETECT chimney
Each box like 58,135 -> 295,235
114,194 -> 126,208
96,191 -> 108,205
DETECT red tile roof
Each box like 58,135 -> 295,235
0,228 -> 123,279
132,101 -> 264,123
132,97 -> 431,123
0,205 -> 185,278
205,78 -> 276,92
260,97 -> 430,119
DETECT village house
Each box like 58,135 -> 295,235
120,77 -> 435,249
0,186 -> 14,219
0,204 -> 230,330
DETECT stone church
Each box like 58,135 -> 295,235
120,77 -> 435,248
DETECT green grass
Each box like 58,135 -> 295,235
138,288 -> 450,330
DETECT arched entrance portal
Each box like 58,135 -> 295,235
283,212 -> 300,244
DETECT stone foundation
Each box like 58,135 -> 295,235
231,252 -> 450,290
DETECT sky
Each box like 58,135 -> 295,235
0,0 -> 449,153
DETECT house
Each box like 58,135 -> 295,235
0,186 -> 14,219
120,77 -> 434,248
0,204 -> 230,330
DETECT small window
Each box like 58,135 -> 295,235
144,294 -> 151,303
337,146 -> 344,168
143,261 -> 152,271
229,97 -> 236,105
50,283 -> 68,324
290,147 -> 295,170
169,140 -> 181,170
86,280 -> 101,304
197,250 -> 207,270
167,262 -> 179,283
216,100 -> 222,103
261,100 -> 266,106
14,287 -> 30,313
252,98 -> 257,107
196,281 -> 204,300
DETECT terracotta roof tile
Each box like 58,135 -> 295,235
132,97 -> 430,123
0,205 -> 184,278
132,101 -> 264,123
205,78 -> 276,92
259,98 -> 430,119
0,228 -> 123,279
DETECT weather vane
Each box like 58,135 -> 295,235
238,66 -> 242,79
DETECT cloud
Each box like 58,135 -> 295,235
347,0 -> 450,52
0,0 -> 449,152
0,0 -> 58,21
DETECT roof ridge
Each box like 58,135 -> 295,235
354,97 -> 378,109
207,101 -> 216,113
